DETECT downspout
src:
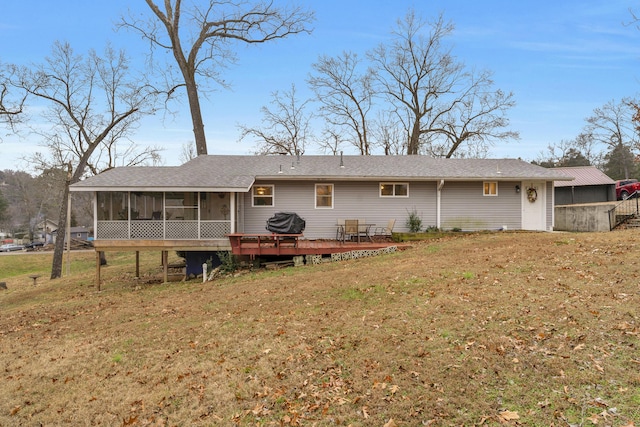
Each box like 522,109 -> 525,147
230,192 -> 236,234
437,180 -> 445,229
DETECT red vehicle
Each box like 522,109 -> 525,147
615,179 -> 640,200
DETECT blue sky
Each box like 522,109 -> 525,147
1,0 -> 639,171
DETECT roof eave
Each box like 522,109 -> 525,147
69,185 -> 253,193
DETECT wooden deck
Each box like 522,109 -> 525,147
90,234 -> 399,290
227,233 -> 395,257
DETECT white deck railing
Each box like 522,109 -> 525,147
96,220 -> 231,240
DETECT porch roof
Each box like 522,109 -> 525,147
70,155 -> 573,192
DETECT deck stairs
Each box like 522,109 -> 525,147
609,194 -> 640,230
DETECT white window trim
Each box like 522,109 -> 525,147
483,181 -> 498,196
252,185 -> 275,207
315,183 -> 334,209
380,182 -> 409,197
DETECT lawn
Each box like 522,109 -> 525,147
0,231 -> 638,426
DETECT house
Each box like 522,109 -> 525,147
67,226 -> 91,241
553,166 -> 616,205
50,225 -> 91,243
70,154 -> 573,239
69,155 -> 572,285
36,219 -> 59,244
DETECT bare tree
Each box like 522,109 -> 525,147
0,169 -> 64,241
630,100 -> 640,133
0,188 -> 8,225
179,141 -> 197,163
370,111 -> 407,155
317,127 -> 344,155
309,51 -> 375,155
119,0 -> 314,156
238,84 -> 312,155
584,98 -> 638,177
369,10 -> 518,157
0,62 -> 26,132
586,99 -> 637,149
534,139 -> 593,168
572,131 -> 601,166
6,42 -> 161,279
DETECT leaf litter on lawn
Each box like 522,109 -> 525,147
0,231 -> 639,425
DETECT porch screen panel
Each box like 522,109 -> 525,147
131,192 -> 163,219
165,192 -> 198,220
97,192 -> 128,220
200,192 -> 231,220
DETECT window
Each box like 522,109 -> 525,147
380,183 -> 409,197
252,185 -> 274,207
483,181 -> 498,196
315,183 -> 333,208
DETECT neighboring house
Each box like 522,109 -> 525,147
36,219 -> 59,243
51,226 -> 91,243
70,155 -> 572,247
69,226 -> 91,241
554,166 -> 616,205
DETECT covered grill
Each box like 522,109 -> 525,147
266,212 -> 306,234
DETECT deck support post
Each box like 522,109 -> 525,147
135,251 -> 140,278
96,251 -> 101,291
162,251 -> 168,283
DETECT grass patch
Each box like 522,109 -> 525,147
1,231 -> 640,425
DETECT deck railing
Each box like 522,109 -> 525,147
608,195 -> 640,230
96,220 -> 231,240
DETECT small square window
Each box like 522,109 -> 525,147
252,185 -> 274,206
315,184 -> 333,208
483,181 -> 498,196
380,183 -> 409,197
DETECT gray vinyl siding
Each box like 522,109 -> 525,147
441,181 -> 522,231
243,180 -> 437,239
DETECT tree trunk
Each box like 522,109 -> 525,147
184,75 -> 208,156
50,182 -> 70,279
408,120 -> 421,155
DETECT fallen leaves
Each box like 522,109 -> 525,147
498,410 -> 519,422
3,231 -> 640,426
362,405 -> 369,419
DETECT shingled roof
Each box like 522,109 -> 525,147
70,155 -> 573,192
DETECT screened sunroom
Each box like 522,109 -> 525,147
95,191 -> 234,240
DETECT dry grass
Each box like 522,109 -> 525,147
1,231 -> 639,426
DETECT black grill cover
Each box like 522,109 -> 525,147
266,212 -> 306,234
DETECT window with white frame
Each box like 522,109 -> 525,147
315,183 -> 333,208
252,185 -> 274,207
483,181 -> 498,196
380,182 -> 409,197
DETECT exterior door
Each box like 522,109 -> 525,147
521,181 -> 546,231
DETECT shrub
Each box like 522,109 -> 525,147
406,208 -> 423,233
217,251 -> 239,274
